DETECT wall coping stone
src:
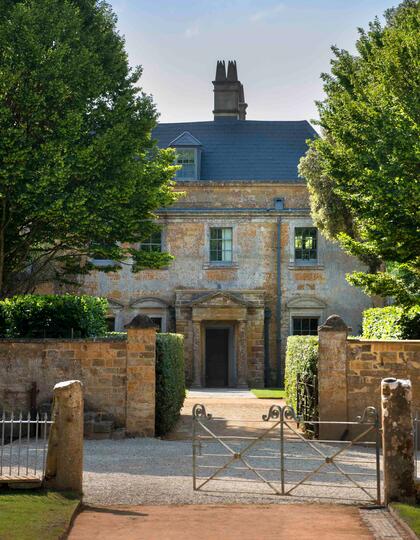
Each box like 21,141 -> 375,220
348,338 -> 420,344
0,337 -> 127,343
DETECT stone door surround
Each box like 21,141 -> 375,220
189,291 -> 254,389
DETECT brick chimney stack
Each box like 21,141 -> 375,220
213,60 -> 247,120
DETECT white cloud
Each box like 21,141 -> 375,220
250,3 -> 285,22
185,23 -> 200,38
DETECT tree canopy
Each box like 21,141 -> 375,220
299,0 -> 420,306
0,0 -> 178,297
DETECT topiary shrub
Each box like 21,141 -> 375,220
155,333 -> 185,436
362,305 -> 420,340
285,335 -> 319,415
0,294 -> 108,338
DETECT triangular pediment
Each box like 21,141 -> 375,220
168,131 -> 202,147
190,291 -> 252,308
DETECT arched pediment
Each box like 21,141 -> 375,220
130,297 -> 169,310
107,299 -> 124,310
286,295 -> 327,309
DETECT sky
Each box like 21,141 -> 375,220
109,0 -> 396,125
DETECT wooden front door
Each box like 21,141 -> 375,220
205,328 -> 229,387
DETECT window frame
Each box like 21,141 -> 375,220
140,231 -> 162,253
294,227 -> 318,263
175,148 -> 198,180
209,226 -> 233,264
292,316 -> 319,336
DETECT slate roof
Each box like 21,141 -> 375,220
152,118 -> 317,182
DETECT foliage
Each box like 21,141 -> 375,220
251,388 -> 286,399
0,294 -> 108,338
299,0 -> 420,304
0,0 -> 179,297
0,490 -> 80,540
391,503 -> 420,537
285,336 -> 319,414
104,331 -> 127,339
155,333 -> 185,436
362,305 -> 420,339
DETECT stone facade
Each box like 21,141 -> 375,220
0,325 -> 156,436
78,181 -> 371,388
68,63 -> 373,388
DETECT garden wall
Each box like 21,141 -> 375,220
346,338 -> 420,420
0,318 -> 156,436
318,315 -> 420,438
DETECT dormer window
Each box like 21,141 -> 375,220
168,131 -> 202,181
175,148 -> 197,179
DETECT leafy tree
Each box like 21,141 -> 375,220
299,0 -> 420,306
0,0 -> 179,297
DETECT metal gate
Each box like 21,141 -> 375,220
0,412 -> 53,485
192,403 -> 381,504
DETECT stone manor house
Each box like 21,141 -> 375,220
81,61 -> 371,388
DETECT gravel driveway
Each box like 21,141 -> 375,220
83,392 -> 381,506
83,436 -> 380,506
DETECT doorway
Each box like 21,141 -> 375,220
205,328 -> 230,387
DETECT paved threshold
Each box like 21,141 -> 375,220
68,503 -> 389,540
187,388 -> 256,399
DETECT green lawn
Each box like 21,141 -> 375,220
391,503 -> 420,537
251,388 -> 286,399
0,490 -> 80,540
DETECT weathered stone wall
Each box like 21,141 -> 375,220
318,315 -> 420,429
0,327 -> 156,436
68,181 -> 372,386
347,339 -> 420,420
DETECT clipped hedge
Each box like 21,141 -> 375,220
155,333 -> 185,436
362,305 -> 420,340
285,335 -> 319,413
0,294 -> 108,338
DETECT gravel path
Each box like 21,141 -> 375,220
83,393 -> 382,506
83,435 -> 380,506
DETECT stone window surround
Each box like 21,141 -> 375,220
209,226 -> 233,263
90,225 -> 167,268
203,221 -> 239,268
106,300 -> 124,332
286,295 -> 327,336
287,218 -> 324,270
107,297 -> 170,332
288,309 -> 324,335
130,297 -> 170,332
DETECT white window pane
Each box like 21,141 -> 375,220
222,228 -> 232,240
223,250 -> 232,262
176,148 -> 196,179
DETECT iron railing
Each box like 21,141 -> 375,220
0,412 -> 53,482
192,403 -> 381,504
